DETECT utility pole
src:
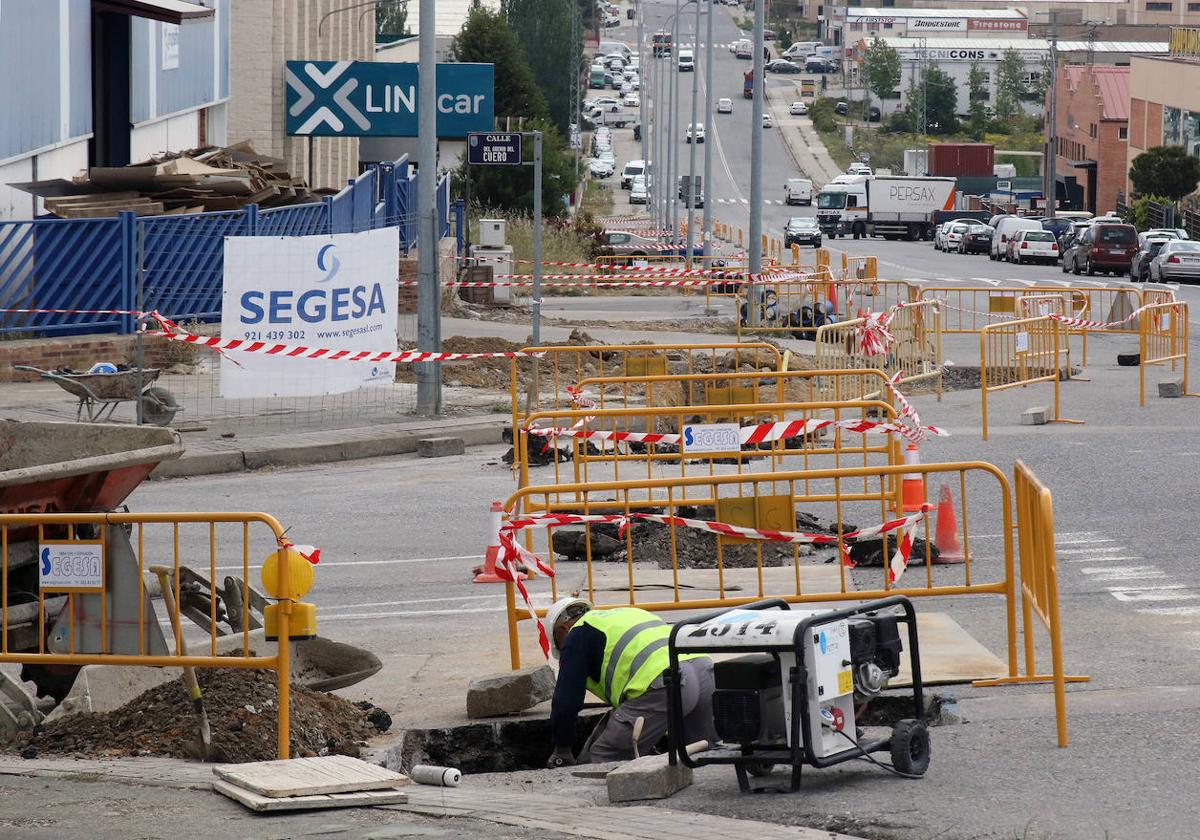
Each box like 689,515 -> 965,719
701,0 -> 714,260
1044,13 -> 1059,220
532,131 -> 543,344
668,1 -> 680,244
685,0 -> 701,266
638,1 -> 648,171
748,0 -> 765,322
416,0 -> 440,415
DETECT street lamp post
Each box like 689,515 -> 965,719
684,0 -> 702,266
701,0 -> 714,260
747,0 -> 765,323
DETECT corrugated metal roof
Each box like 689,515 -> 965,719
849,7 -> 1025,18
1065,64 -> 1131,121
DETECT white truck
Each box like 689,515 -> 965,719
815,175 -> 956,241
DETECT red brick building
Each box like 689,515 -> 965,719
1048,64 -> 1130,215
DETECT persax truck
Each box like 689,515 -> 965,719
815,175 -> 956,241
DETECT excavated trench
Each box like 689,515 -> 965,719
396,691 -> 957,774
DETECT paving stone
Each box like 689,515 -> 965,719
606,753 -> 693,802
1020,406 -> 1049,426
417,437 -> 466,458
466,665 -> 555,718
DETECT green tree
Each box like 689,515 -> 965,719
966,61 -> 989,141
1129,146 -> 1200,201
861,38 -> 901,112
902,74 -> 923,134
375,0 -> 407,38
504,0 -> 584,132
994,48 -> 1026,121
451,7 -> 547,122
922,67 -> 959,135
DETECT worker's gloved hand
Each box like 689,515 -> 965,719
546,746 -> 577,768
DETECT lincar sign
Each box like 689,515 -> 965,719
286,61 -> 494,137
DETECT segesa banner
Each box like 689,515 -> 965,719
220,227 -> 400,399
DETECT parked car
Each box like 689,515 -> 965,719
762,112 -> 774,128
788,101 -> 809,115
1149,239 -> 1200,282
1008,229 -> 1060,265
716,97 -> 733,114
847,161 -> 872,176
1068,222 -> 1139,275
943,222 -> 971,253
1142,228 -> 1186,241
622,92 -> 639,107
806,57 -> 837,74
991,216 -> 1043,260
602,230 -> 661,258
685,122 -> 705,143
784,216 -> 822,248
766,59 -> 801,74
763,28 -> 776,41
588,158 -> 615,178
1130,236 -> 1173,281
1039,217 -> 1073,243
620,160 -> 646,190
866,105 -> 882,122
957,224 -> 993,255
591,97 -> 620,113
629,176 -> 650,205
834,101 -> 849,115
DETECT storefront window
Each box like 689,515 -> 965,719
1163,106 -> 1182,145
1185,110 -> 1200,157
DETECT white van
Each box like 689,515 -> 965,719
783,41 -> 820,59
784,178 -> 813,206
677,48 -> 695,71
991,217 -> 1044,260
621,160 -> 646,190
734,39 -> 753,59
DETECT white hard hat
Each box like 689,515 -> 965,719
544,597 -> 592,660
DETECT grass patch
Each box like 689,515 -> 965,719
580,179 -> 614,218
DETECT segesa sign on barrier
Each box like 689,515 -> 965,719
285,60 -> 494,137
220,228 -> 400,399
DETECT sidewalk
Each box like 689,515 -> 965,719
768,83 -> 843,185
0,754 -> 865,840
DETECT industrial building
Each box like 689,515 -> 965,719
1127,27 -> 1200,194
1049,64 -> 1130,214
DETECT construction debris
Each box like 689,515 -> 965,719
213,755 -> 409,812
12,141 -> 330,218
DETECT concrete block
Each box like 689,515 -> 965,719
606,753 -> 694,802
1021,406 -> 1049,426
417,437 -> 466,458
466,665 -> 555,718
1159,377 -> 1185,398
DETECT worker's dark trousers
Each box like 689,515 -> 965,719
584,657 -> 719,763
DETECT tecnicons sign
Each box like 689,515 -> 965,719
1169,27 -> 1200,57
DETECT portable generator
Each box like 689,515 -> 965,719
664,596 -> 929,793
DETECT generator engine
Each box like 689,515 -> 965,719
666,597 -> 929,793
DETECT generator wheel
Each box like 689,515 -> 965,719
890,719 -> 930,776
746,760 -> 775,777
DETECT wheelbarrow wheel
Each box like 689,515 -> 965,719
890,719 -> 930,776
141,386 -> 180,426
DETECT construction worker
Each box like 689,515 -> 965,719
544,597 -> 718,767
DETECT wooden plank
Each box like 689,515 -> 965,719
212,780 -> 408,812
213,755 -> 408,798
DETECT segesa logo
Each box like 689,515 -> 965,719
240,243 -> 387,325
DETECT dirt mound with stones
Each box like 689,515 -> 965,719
18,667 -> 379,763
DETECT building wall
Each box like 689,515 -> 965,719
1050,65 -> 1129,214
228,0 -> 377,192
1127,55 -> 1200,193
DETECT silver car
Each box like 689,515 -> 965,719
1149,240 -> 1200,282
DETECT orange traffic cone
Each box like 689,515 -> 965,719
827,281 -> 839,315
901,444 -> 927,513
934,484 -> 966,564
474,501 -> 527,583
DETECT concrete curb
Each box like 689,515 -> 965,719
150,419 -> 507,479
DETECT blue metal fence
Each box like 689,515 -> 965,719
0,156 -> 451,337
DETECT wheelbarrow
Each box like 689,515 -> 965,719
13,365 -> 181,426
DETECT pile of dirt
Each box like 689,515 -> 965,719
18,667 -> 379,763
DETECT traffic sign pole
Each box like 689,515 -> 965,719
532,131 -> 543,346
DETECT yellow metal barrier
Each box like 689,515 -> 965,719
516,399 -> 904,511
841,254 -> 878,282
975,460 -> 1090,747
500,461 -> 1018,678
1140,301 -> 1195,406
813,299 -> 943,401
0,511 -> 297,759
979,316 -> 1082,441
510,342 -> 784,436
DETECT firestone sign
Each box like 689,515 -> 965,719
968,18 -> 1028,31
285,60 -> 494,138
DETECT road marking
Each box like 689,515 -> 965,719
1054,538 -> 1116,545
1109,587 -> 1199,603
1137,606 -> 1200,617
1066,557 -> 1144,564
1080,565 -> 1166,580
211,554 -> 480,572
1055,546 -> 1128,554
320,594 -> 503,611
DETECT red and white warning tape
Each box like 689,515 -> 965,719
525,415 -> 948,447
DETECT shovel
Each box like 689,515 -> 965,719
151,565 -> 220,762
